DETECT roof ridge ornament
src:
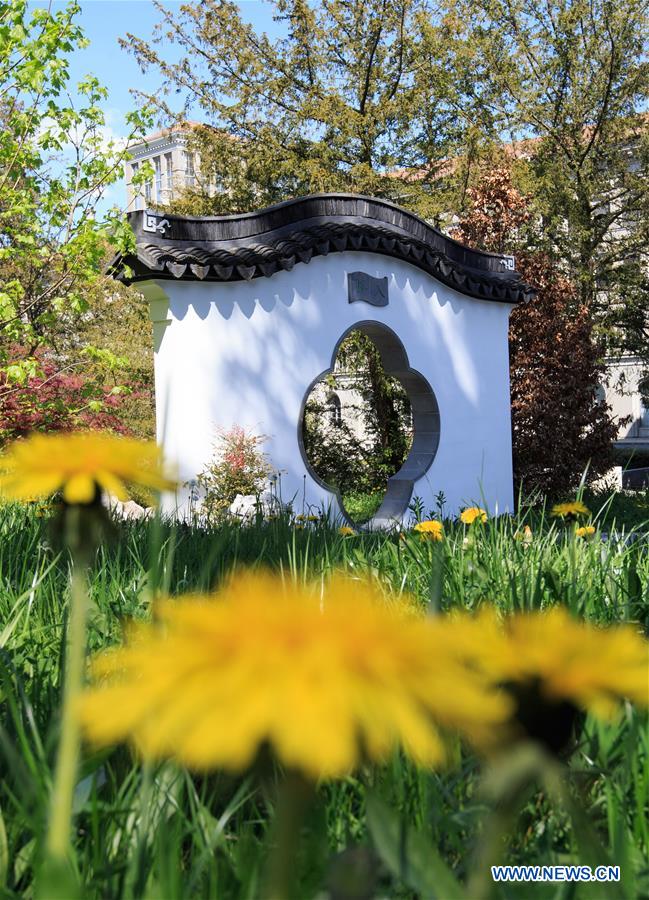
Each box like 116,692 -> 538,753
142,211 -> 170,235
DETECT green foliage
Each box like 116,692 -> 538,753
119,0 -> 468,222
302,399 -> 369,496
0,498 -> 647,896
73,283 -> 156,441
341,490 -> 384,523
302,330 -> 413,516
197,426 -> 274,524
337,330 -> 413,480
0,0 -> 154,415
435,0 -> 649,346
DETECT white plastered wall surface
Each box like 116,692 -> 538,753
143,249 -> 516,523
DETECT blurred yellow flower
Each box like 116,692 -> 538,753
551,500 -> 590,521
435,607 -> 649,754
295,514 -> 305,521
460,507 -> 487,525
338,525 -> 356,536
79,571 -> 509,779
514,525 -> 533,544
307,515 -> 320,522
576,525 -> 596,539
0,432 -> 176,505
413,520 -> 444,541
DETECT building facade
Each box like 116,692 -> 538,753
603,357 -> 649,456
124,123 -> 207,212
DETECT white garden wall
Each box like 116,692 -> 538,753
142,249 -> 515,523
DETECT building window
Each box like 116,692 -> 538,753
144,176 -> 152,205
639,379 -> 649,435
165,152 -> 173,197
329,393 -> 342,428
131,162 -> 141,210
154,156 -> 162,200
184,150 -> 195,188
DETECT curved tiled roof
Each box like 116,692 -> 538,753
109,193 -> 535,304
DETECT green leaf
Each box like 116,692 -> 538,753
0,801 -> 7,889
365,790 -> 466,899
34,854 -> 81,900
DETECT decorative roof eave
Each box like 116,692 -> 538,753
108,193 -> 536,305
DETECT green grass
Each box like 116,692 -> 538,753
0,499 -> 647,898
341,489 -> 385,523
584,487 -> 649,531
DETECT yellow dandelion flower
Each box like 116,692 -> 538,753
79,571 -> 509,779
294,523 -> 304,530
338,525 -> 356,536
0,432 -> 176,505
295,514 -> 305,521
551,500 -> 590,521
433,607 -> 649,755
460,506 -> 487,525
413,520 -> 444,541
576,525 -> 596,539
307,515 -> 320,522
514,525 -> 533,544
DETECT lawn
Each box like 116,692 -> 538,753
0,498 -> 647,899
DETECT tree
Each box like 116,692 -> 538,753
0,348 -> 131,443
335,330 -> 412,483
437,0 -> 649,349
124,0 -> 648,355
302,394 -> 370,498
72,280 -> 156,441
119,0 -> 470,221
0,0 -> 153,416
453,168 -> 620,495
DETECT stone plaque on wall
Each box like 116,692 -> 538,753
347,271 -> 389,307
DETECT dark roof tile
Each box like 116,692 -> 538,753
108,193 -> 535,304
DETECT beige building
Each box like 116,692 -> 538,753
603,358 -> 649,454
124,122 -> 211,212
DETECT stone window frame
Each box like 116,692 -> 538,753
328,393 -> 342,428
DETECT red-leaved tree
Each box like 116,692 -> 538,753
0,350 -> 136,445
453,168 -> 619,496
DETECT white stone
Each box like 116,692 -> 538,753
104,496 -> 154,521
228,491 -> 287,521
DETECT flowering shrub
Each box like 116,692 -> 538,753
198,426 -> 274,523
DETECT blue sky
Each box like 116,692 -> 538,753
27,1 -> 283,208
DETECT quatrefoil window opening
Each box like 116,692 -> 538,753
299,321 -> 440,528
